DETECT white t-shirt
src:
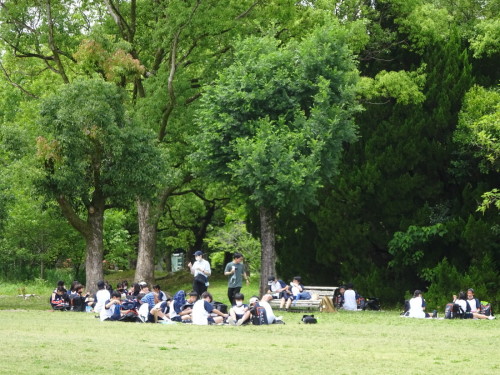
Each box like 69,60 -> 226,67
192,259 -> 211,278
456,299 -> 468,312
408,297 -> 426,318
467,298 -> 479,312
192,299 -> 212,325
100,300 -> 119,321
94,289 -> 111,313
343,290 -> 357,311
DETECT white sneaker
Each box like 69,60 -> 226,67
228,317 -> 236,326
488,315 -> 495,320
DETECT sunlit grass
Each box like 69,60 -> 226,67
0,309 -> 498,375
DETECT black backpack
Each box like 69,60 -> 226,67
212,301 -> 228,314
444,303 -> 465,319
302,314 -> 317,324
251,303 -> 268,325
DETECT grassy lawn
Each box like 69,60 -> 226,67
0,276 -> 498,375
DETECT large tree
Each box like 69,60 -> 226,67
36,79 -> 161,292
192,24 -> 361,294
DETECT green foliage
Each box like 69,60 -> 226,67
456,85 -> 500,174
205,207 -> 261,273
103,210 -> 134,270
359,68 -> 427,104
470,18 -> 500,57
388,224 -> 448,267
193,23 -> 361,212
423,256 -> 500,311
37,79 -> 163,204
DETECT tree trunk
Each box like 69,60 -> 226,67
85,208 -> 104,294
259,205 -> 276,296
135,199 -> 158,285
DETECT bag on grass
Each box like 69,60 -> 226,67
302,314 -> 317,324
212,301 -> 228,314
480,302 -> 493,316
118,311 -> 140,322
364,297 -> 381,311
444,303 -> 464,319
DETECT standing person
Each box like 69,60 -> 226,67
188,250 -> 211,296
224,252 -> 250,306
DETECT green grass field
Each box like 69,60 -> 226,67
0,275 -> 498,375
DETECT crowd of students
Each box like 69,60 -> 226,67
50,279 -> 283,325
50,275 -> 494,322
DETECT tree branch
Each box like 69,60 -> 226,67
235,0 -> 261,20
45,0 -> 69,83
104,0 -> 133,41
56,196 -> 90,238
0,62 -> 39,98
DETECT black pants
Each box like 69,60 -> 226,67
227,287 -> 241,306
193,280 -> 207,297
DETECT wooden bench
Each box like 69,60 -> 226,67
268,286 -> 337,312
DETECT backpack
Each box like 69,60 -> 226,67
71,296 -> 87,312
118,310 -> 140,322
301,314 -> 317,324
251,303 -> 268,325
480,302 -> 493,316
212,301 -> 228,314
172,290 -> 187,313
364,297 -> 381,311
444,303 -> 464,319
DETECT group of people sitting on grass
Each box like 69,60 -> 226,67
403,288 -> 495,320
50,279 -> 283,325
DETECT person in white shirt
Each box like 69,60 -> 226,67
192,292 -> 228,325
100,291 -> 122,321
342,283 -> 359,311
94,280 -> 111,314
407,290 -> 427,318
188,251 -> 212,296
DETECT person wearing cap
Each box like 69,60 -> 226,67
188,250 -> 212,296
224,252 -> 250,306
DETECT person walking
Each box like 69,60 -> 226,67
224,252 -> 249,306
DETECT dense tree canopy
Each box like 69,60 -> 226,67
0,0 -> 498,307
